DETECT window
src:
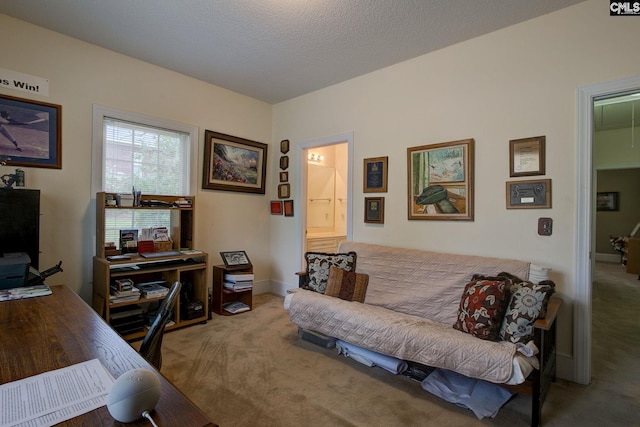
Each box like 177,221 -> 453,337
92,105 -> 198,251
102,118 -> 190,195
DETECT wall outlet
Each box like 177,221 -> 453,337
538,217 -> 553,236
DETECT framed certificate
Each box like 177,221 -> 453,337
363,156 -> 388,193
509,136 -> 545,177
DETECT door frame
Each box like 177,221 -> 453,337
575,75 -> 640,385
297,132 -> 354,267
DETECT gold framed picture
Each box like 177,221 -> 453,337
363,156 -> 388,193
509,136 -> 546,177
278,183 -> 290,199
407,138 -> 474,221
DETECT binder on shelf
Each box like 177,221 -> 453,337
223,273 -> 254,282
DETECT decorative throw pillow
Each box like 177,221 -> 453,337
499,280 -> 556,344
453,279 -> 511,341
304,251 -> 357,294
325,266 -> 369,302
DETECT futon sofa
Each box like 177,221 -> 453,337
285,241 -> 560,427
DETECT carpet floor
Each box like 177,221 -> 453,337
158,262 -> 640,426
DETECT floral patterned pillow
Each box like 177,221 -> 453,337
453,279 -> 511,341
303,251 -> 357,294
499,281 -> 555,344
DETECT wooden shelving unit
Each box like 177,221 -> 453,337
92,192 -> 209,341
212,264 -> 253,315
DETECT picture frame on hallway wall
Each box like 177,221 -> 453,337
407,138 -> 474,221
202,130 -> 268,194
0,94 -> 62,169
509,135 -> 546,177
596,191 -> 619,211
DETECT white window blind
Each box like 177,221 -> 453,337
103,117 -> 189,195
101,117 -> 191,250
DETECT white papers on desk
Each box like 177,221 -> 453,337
0,358 -> 115,427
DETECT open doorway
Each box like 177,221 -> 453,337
575,76 -> 640,385
297,133 -> 353,266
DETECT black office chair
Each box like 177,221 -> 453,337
139,281 -> 182,370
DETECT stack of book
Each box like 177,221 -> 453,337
110,305 -> 145,335
222,301 -> 250,314
135,280 -> 169,299
110,279 -> 141,304
224,272 -> 253,291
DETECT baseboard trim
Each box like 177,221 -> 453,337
595,253 -> 620,263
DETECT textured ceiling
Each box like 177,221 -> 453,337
1,0 -> 585,104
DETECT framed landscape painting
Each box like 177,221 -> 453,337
202,130 -> 268,193
0,94 -> 62,169
407,138 -> 474,221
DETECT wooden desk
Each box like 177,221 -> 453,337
0,285 -> 215,427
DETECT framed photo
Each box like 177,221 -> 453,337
364,197 -> 385,224
509,136 -> 546,177
506,179 -> 552,209
407,138 -> 474,221
284,199 -> 294,217
202,130 -> 268,193
280,156 -> 289,170
270,200 -> 283,215
596,191 -> 619,211
278,183 -> 290,199
279,171 -> 288,182
220,250 -> 252,267
280,139 -> 290,154
363,156 -> 388,193
0,94 -> 62,169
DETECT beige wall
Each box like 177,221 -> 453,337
0,14 -> 273,302
270,0 -> 640,381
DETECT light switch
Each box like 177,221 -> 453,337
538,217 -> 552,236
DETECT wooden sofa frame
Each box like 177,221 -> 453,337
296,272 -> 561,427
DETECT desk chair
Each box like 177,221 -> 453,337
139,281 -> 182,370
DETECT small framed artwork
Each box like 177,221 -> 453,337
220,250 -> 252,267
407,138 -> 474,221
0,94 -> 62,169
280,139 -> 290,154
280,156 -> 289,170
364,156 -> 388,193
596,192 -> 619,211
202,130 -> 268,193
284,199 -> 294,217
364,197 -> 385,224
278,183 -> 290,199
509,136 -> 546,177
506,179 -> 552,209
270,200 -> 283,215
279,171 -> 288,182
